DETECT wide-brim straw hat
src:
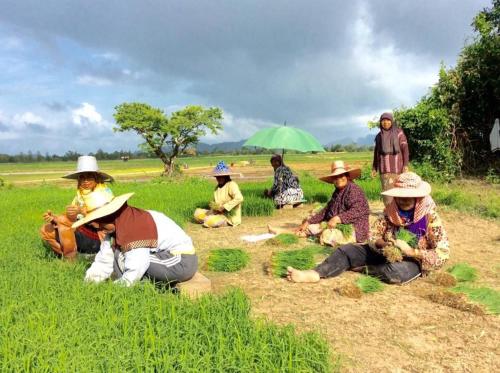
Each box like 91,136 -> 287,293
72,192 -> 134,229
208,160 -> 239,177
381,172 -> 431,198
319,160 -> 361,184
63,155 -> 113,181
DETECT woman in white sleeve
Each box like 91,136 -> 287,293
73,193 -> 197,287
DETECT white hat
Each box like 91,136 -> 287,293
319,160 -> 361,184
62,156 -> 113,181
381,172 -> 431,198
72,193 -> 134,229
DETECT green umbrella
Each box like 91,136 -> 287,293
243,125 -> 325,154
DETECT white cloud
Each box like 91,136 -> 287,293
76,74 -> 112,86
13,111 -> 44,127
71,103 -> 103,125
350,3 -> 438,105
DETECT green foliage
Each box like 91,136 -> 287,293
452,284 -> 500,315
206,249 -> 250,272
485,167 -> 500,184
396,229 -> 418,248
0,185 -> 333,371
114,103 -> 223,175
393,1 -> 500,176
268,233 -> 299,246
447,263 -> 478,282
270,249 -> 317,277
355,275 -> 384,293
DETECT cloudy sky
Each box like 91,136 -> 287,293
0,0 -> 491,155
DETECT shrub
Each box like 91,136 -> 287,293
206,248 -> 250,272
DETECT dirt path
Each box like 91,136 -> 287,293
186,203 -> 500,372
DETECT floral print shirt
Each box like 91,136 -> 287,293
369,208 -> 450,272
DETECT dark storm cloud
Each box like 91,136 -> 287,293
0,0 -> 491,135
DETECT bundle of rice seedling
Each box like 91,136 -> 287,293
382,245 -> 403,263
452,284 -> 500,315
395,228 -> 418,247
428,272 -> 457,287
335,282 -> 362,299
447,263 -> 478,282
336,224 -> 353,239
206,248 -> 250,272
267,233 -> 299,246
209,201 -> 222,211
269,249 -> 316,277
424,290 -> 485,315
355,275 -> 384,293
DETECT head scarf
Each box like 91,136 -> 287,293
270,154 -> 283,166
377,112 -> 401,155
103,204 -> 158,252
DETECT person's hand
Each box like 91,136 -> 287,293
66,205 -> 80,221
395,239 -> 413,256
294,222 -> 309,236
402,166 -> 409,173
43,210 -> 55,224
371,169 -> 377,178
327,216 -> 341,229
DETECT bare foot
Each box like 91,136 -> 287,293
267,224 -> 289,235
286,266 -> 320,283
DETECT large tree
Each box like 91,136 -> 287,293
114,103 -> 223,175
394,0 -> 499,176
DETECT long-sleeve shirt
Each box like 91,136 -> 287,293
372,128 -> 409,174
270,165 -> 301,196
85,210 -> 195,286
307,182 -> 370,242
214,180 -> 244,226
369,209 -> 449,273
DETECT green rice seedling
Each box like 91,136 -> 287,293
396,228 -> 418,248
336,224 -> 353,239
355,275 -> 384,293
447,263 -> 478,282
382,245 -> 403,263
206,248 -> 250,272
452,284 -> 500,315
428,272 -> 457,287
270,249 -> 316,277
267,233 -> 299,246
208,201 -> 222,211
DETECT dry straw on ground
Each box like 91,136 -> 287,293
424,290 -> 486,316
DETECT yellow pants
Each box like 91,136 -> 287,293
193,208 -> 229,228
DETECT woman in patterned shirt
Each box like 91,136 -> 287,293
287,172 -> 449,285
264,154 -> 304,208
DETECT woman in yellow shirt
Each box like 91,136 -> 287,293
194,161 -> 244,227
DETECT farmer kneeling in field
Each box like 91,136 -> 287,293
193,161 -> 244,227
269,161 -> 369,247
287,172 -> 449,284
40,156 -> 114,259
74,193 -> 198,287
264,154 -> 304,208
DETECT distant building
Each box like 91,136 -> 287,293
490,118 -> 500,152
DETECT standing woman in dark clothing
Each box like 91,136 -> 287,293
371,112 -> 410,206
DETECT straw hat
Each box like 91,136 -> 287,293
83,189 -> 114,212
72,192 -> 134,229
381,172 -> 431,198
63,155 -> 113,181
319,160 -> 361,184
208,161 -> 239,177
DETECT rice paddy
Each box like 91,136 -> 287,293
269,248 -> 318,277
267,233 -> 299,246
0,180 -> 334,371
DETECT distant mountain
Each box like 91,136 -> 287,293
325,134 -> 375,147
196,140 -> 246,152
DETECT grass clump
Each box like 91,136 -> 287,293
268,233 -> 299,246
270,248 -> 316,277
206,248 -> 250,272
447,263 -> 478,282
335,282 -> 362,299
424,290 -> 486,316
382,245 -> 403,263
428,272 -> 457,287
452,284 -> 500,315
336,224 -> 353,238
396,228 -> 418,248
355,275 -> 384,293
